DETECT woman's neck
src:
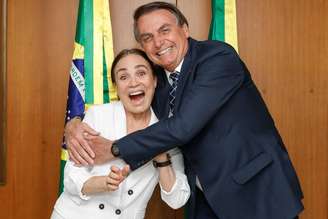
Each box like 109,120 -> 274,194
125,108 -> 151,134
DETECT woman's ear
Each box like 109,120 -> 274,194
154,76 -> 157,87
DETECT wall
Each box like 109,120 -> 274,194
0,0 -> 77,218
0,0 -> 327,218
237,1 -> 328,218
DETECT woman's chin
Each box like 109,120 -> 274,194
124,102 -> 150,115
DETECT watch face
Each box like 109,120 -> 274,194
112,143 -> 120,156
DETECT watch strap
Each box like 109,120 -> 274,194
153,159 -> 172,168
153,153 -> 171,168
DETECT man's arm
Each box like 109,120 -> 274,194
117,45 -> 245,169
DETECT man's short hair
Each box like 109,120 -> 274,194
133,1 -> 189,42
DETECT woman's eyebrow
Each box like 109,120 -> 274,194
135,64 -> 149,70
115,67 -> 127,74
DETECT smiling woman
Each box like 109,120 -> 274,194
0,0 -> 6,186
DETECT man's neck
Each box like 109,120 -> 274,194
165,59 -> 184,83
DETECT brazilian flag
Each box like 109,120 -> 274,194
209,0 -> 239,52
59,0 -> 117,194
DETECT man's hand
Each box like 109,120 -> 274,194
65,117 -> 99,165
85,135 -> 116,165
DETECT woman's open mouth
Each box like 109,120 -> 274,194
129,90 -> 145,103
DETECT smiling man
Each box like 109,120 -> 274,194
65,2 -> 304,219
136,9 -> 189,72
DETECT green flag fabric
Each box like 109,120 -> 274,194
209,0 -> 238,52
59,0 -> 116,194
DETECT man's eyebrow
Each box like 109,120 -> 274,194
158,23 -> 171,31
139,23 -> 172,38
139,32 -> 152,39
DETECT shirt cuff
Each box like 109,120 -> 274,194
69,171 -> 92,200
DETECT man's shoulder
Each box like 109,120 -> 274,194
188,38 -> 240,67
191,38 -> 237,57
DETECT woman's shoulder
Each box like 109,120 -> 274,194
86,101 -> 123,114
84,101 -> 124,127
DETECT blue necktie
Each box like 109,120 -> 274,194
169,71 -> 179,115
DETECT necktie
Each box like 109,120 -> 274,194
169,71 -> 179,115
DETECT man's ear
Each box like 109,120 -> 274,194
182,24 -> 190,38
154,76 -> 157,88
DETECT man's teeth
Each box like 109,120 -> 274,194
130,91 -> 144,96
157,47 -> 171,56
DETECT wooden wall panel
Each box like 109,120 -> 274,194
0,0 -> 78,218
0,0 -> 326,219
237,0 -> 328,218
177,0 -> 211,41
0,0 -> 6,186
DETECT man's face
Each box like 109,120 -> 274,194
137,9 -> 189,72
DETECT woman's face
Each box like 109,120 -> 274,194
114,54 -> 157,115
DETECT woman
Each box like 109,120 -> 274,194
51,49 -> 190,219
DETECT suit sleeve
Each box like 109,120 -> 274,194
159,148 -> 190,209
117,45 -> 245,170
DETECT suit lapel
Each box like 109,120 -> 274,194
174,38 -> 195,113
152,67 -> 170,119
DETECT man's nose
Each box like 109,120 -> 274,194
153,35 -> 164,48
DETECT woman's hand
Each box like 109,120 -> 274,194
81,165 -> 130,195
105,165 -> 130,191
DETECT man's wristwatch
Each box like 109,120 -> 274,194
111,141 -> 120,157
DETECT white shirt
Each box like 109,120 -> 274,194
51,101 -> 190,219
165,59 -> 184,84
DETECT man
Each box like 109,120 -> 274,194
65,2 -> 303,219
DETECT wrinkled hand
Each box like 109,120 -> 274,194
64,117 -> 99,165
85,135 -> 115,165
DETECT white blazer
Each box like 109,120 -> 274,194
51,101 -> 190,219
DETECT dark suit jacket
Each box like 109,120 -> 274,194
117,38 -> 304,219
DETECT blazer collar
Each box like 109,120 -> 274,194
173,38 -> 196,112
152,66 -> 170,119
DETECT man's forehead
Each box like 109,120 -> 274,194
137,10 -> 177,33
138,10 -> 176,25
139,23 -> 172,34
